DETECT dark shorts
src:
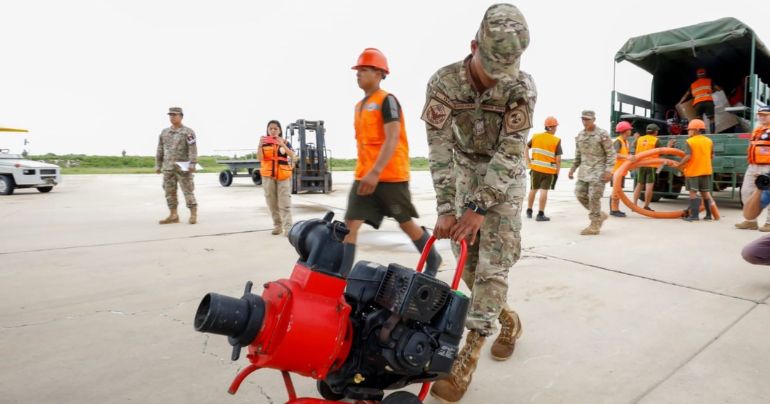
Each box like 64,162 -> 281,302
694,101 -> 715,119
530,171 -> 555,190
636,167 -> 656,185
345,181 -> 419,229
685,175 -> 712,192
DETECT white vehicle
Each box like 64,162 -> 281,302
0,150 -> 62,195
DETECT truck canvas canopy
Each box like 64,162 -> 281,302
615,17 -> 770,109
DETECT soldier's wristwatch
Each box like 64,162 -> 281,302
465,201 -> 487,216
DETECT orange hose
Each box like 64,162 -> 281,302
611,147 -> 720,220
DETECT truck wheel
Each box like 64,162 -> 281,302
37,186 -> 53,193
381,391 -> 422,404
251,170 -> 262,186
219,170 -> 233,187
316,381 -> 345,401
0,175 -> 14,195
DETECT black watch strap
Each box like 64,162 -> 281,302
465,201 -> 487,216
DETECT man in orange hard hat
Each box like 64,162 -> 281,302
679,67 -> 722,133
675,119 -> 714,221
342,47 -> 443,277
609,121 -> 636,217
525,116 -> 562,221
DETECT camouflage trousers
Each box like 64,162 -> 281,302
451,201 -> 522,337
575,180 -> 605,221
162,168 -> 196,209
262,177 -> 293,232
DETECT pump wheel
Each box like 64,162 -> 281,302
381,391 -> 422,404
317,380 -> 345,401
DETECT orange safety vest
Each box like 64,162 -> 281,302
748,125 -> 770,165
259,137 -> 292,181
635,135 -> 661,167
684,135 -> 713,177
690,78 -> 714,105
612,136 -> 629,173
529,132 -> 560,174
353,89 -> 410,182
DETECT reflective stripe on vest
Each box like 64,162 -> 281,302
259,140 -> 292,181
691,78 -> 714,105
353,89 -> 410,182
684,135 -> 713,177
612,137 -> 629,173
529,132 -> 559,174
749,126 -> 770,165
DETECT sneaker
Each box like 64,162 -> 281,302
610,210 -> 627,218
536,215 -> 550,222
526,209 -> 533,219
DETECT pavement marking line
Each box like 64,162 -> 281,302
631,303 -> 759,403
528,249 -> 767,305
0,228 -> 275,256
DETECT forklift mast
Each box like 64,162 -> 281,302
286,120 -> 333,194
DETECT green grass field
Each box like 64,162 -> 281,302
28,154 -> 570,174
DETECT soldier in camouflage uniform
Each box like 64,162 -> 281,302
423,4 -> 532,402
155,107 -> 198,225
567,110 -> 615,235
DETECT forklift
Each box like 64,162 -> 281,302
286,119 -> 332,194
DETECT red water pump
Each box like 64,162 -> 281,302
194,212 -> 468,403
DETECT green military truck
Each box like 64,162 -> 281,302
611,17 -> 770,201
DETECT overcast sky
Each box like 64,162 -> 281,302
1,0 -> 768,159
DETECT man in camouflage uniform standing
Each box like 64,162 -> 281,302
423,4 -> 533,402
567,110 -> 615,235
155,107 -> 198,225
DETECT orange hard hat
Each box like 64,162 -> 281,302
688,119 -> 706,130
544,116 -> 559,127
696,67 -> 707,76
615,121 -> 633,133
352,48 -> 389,74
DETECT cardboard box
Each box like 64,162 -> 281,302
676,100 -> 696,120
712,90 -> 740,133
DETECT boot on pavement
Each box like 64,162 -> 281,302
271,223 -> 282,235
760,223 -> 770,232
159,209 -> 179,225
580,221 -> 601,235
735,220 -> 758,230
189,207 -> 197,224
430,331 -> 486,403
683,198 -> 701,222
490,308 -> 522,361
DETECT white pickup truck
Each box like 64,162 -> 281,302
0,150 -> 62,195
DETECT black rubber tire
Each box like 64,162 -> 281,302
219,170 -> 233,187
638,192 -> 662,203
381,391 -> 422,404
37,186 -> 53,193
251,170 -> 262,186
316,380 -> 345,401
0,175 -> 14,195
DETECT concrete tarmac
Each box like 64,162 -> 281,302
1,170 -> 769,404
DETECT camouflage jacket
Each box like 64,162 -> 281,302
423,56 -> 537,215
573,127 -> 615,182
156,126 -> 198,171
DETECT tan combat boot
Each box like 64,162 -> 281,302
271,224 -> 282,235
735,221 -> 759,230
760,223 -> 770,232
189,207 -> 197,224
490,309 -> 522,361
598,211 -> 609,228
159,209 -> 179,225
430,331 -> 486,403
580,220 -> 601,236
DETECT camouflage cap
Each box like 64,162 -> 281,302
476,3 -> 529,81
581,110 -> 596,119
646,123 -> 660,132
168,107 -> 183,115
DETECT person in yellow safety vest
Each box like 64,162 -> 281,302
675,119 -> 714,221
631,124 -> 675,211
736,107 -> 770,231
525,116 -> 563,221
679,67 -> 722,133
609,121 -> 637,217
